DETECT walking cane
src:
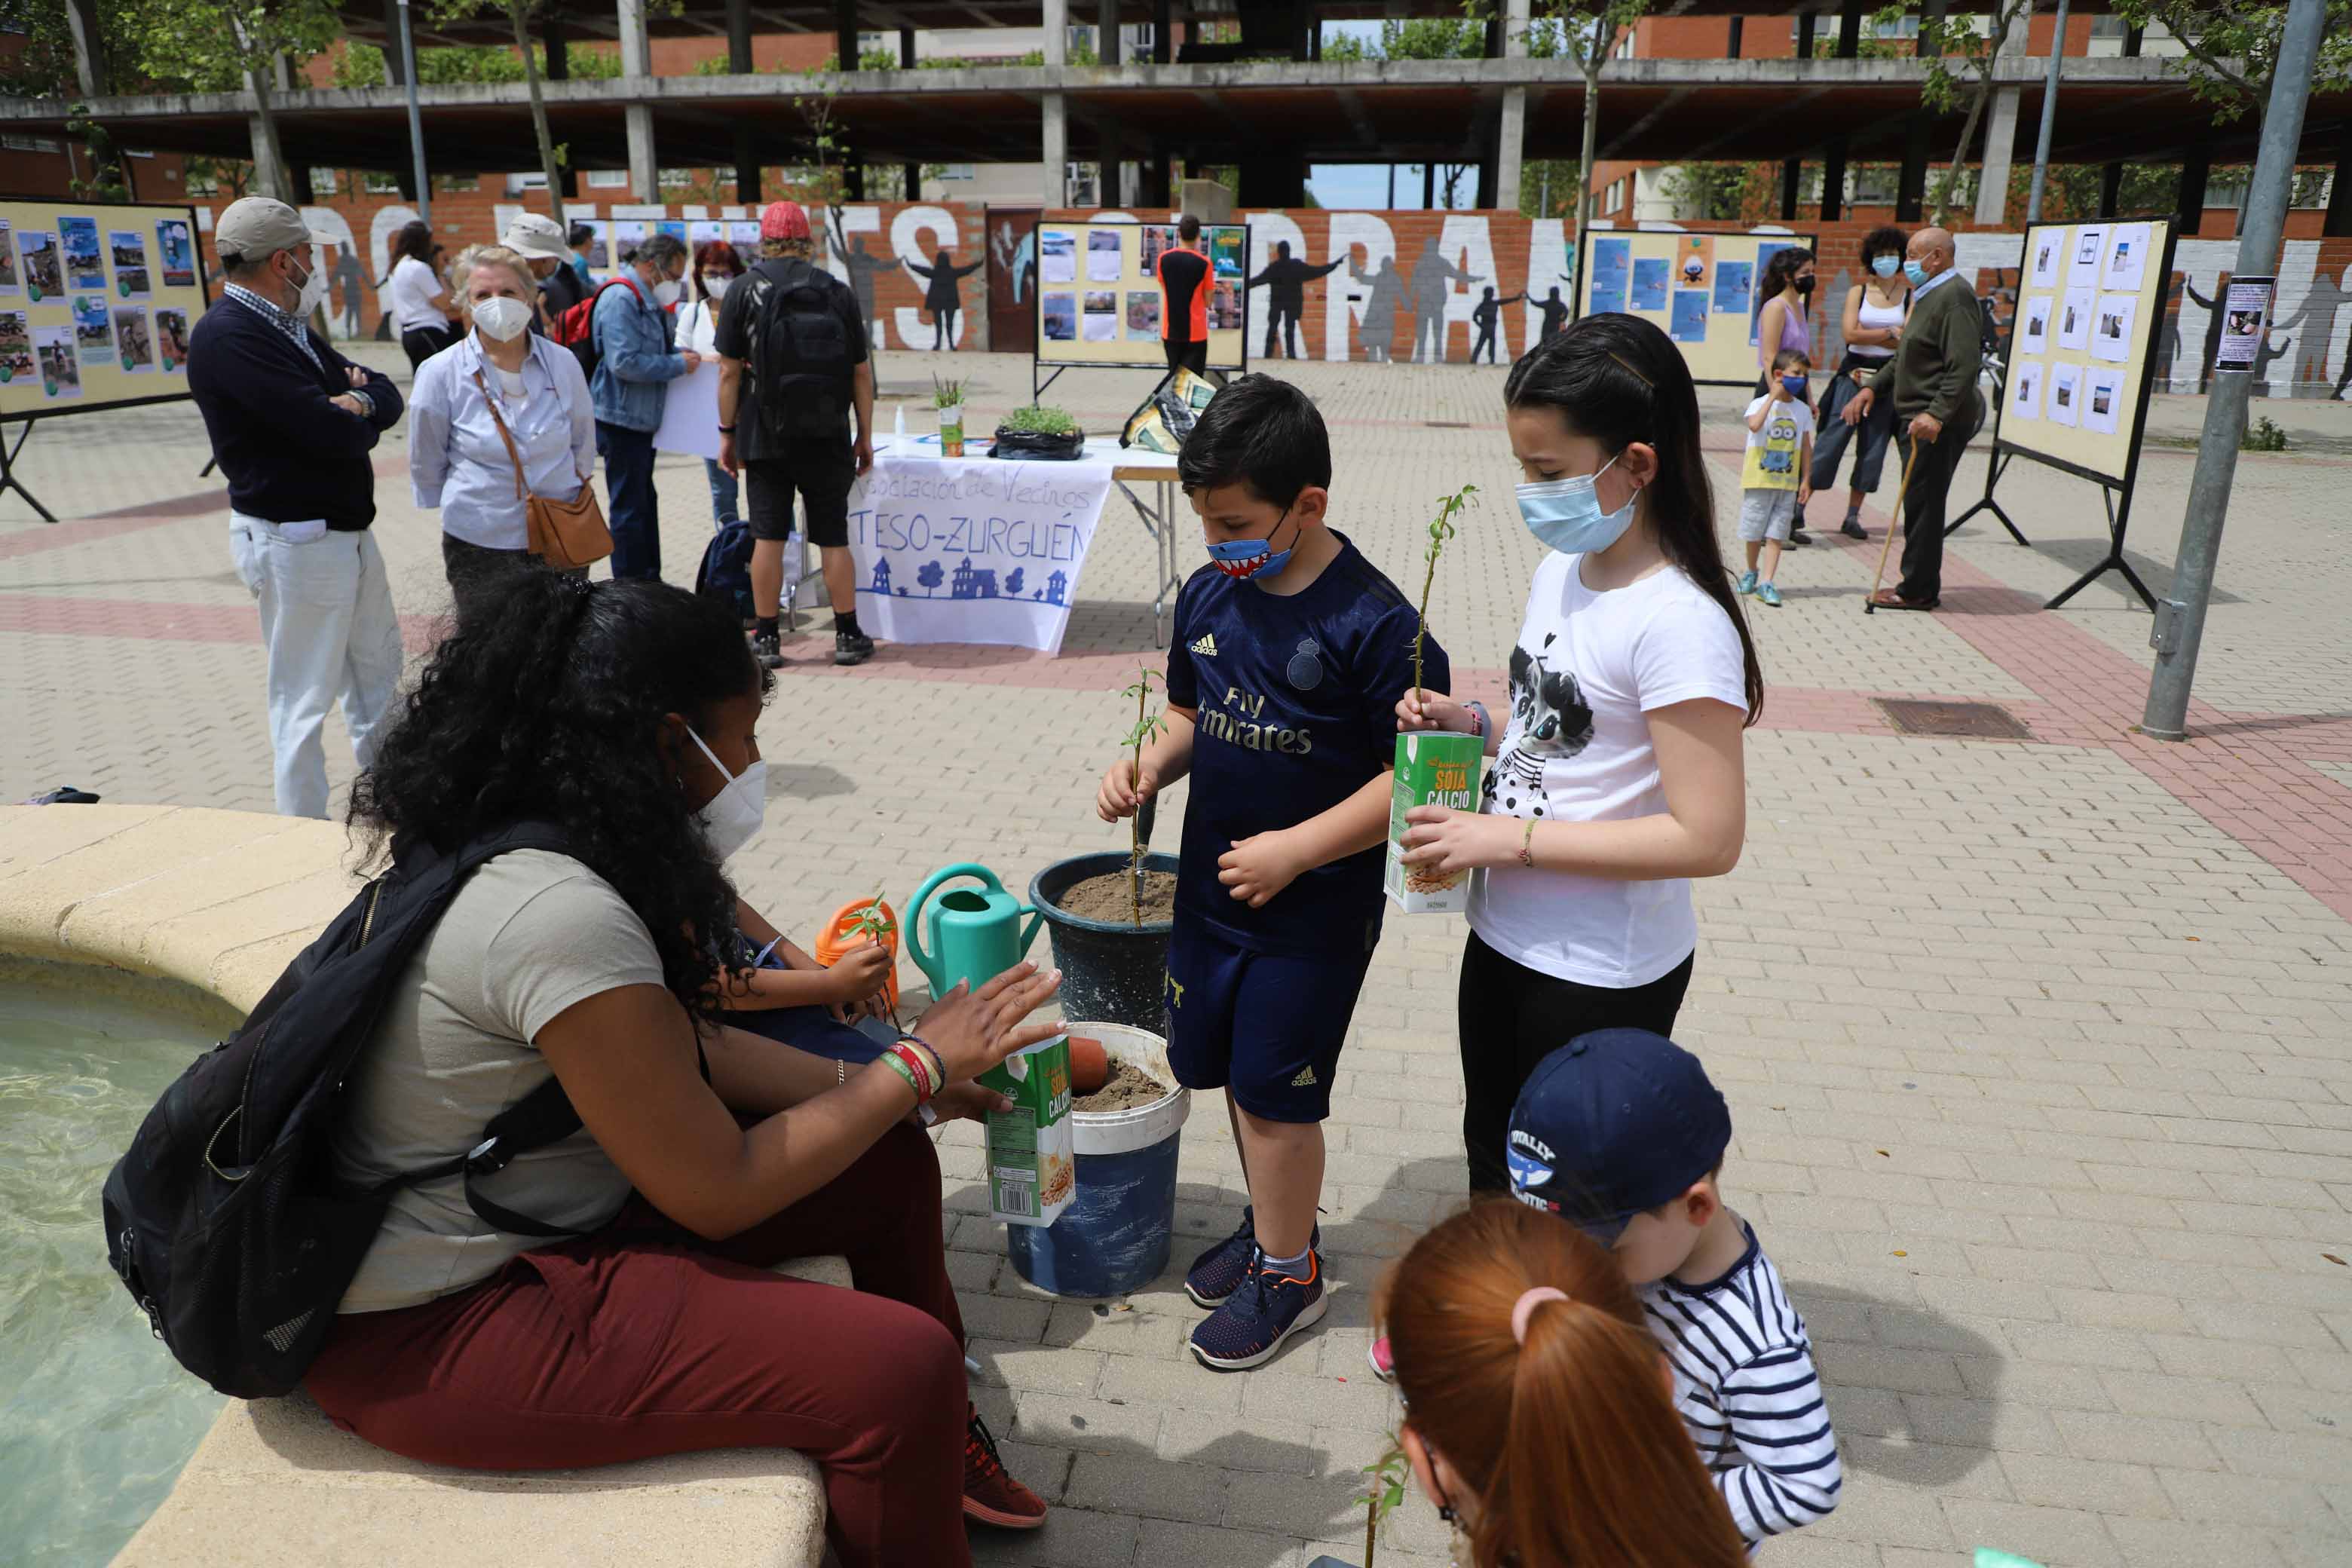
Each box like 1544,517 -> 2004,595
1862,434 -> 1926,616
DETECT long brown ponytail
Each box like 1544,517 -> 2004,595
1378,1200 -> 1749,1568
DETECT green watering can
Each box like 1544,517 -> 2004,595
905,862 -> 1046,1000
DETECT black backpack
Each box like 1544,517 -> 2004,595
101,824 -> 598,1399
746,256 -> 855,439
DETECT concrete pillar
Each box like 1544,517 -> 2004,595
1726,17 -> 1742,58
1495,0 -> 1528,213
2179,143 -> 2210,234
1974,8 -> 2029,225
1897,120 -> 1929,222
1044,0 -> 1067,66
1781,158 -> 1801,220
835,0 -> 859,70
1098,0 -> 1120,64
1836,0 -> 1863,57
2099,161 -> 2121,217
727,0 -> 754,69
902,161 -> 923,199
617,0 -> 657,202
1152,0 -> 1171,62
1821,138 -> 1847,221
618,0 -> 651,74
2323,122 -> 2352,237
64,0 -> 107,96
1042,0 -> 1067,204
899,26 -> 916,66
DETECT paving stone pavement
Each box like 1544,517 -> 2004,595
5,351 -> 2350,1567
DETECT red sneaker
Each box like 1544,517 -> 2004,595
962,1408 -> 1046,1530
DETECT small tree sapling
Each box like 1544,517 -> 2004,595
1411,485 -> 1478,703
1359,1445 -> 1413,1567
1118,666 -> 1167,925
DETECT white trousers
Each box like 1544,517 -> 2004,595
230,517 -> 406,819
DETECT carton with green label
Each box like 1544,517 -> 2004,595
978,1034 -> 1075,1227
1385,730 -> 1485,914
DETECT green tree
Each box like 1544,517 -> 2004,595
1905,0 -> 2038,225
334,38 -> 622,86
109,0 -> 346,203
1530,2 -> 1652,239
1660,161 -> 1777,222
426,0 -> 570,230
2109,2 -> 2352,122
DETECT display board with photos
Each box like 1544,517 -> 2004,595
1575,227 -> 1819,386
2001,216 -> 2176,487
0,198 -> 211,421
1033,219 -> 1249,372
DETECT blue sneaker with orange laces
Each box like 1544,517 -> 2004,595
1184,1208 -> 1321,1308
1188,1248 -> 1328,1371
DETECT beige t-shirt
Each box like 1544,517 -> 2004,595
333,850 -> 665,1313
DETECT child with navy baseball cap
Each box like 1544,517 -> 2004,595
1504,1027 -> 1842,1548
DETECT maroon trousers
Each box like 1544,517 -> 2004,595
307,1120 -> 973,1568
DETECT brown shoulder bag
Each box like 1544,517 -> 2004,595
473,367 -> 613,571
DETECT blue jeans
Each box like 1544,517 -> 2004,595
596,421 -> 660,580
704,458 -> 740,531
1811,360 -> 1896,495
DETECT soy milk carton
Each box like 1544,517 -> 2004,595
978,1034 -> 1075,1227
1384,731 -> 1486,914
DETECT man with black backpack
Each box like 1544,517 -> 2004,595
715,201 -> 876,668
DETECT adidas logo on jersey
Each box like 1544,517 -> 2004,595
1190,633 -> 1219,657
1291,1065 -> 1317,1088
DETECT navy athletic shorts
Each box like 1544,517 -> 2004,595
1163,920 -> 1374,1124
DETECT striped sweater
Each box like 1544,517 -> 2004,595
1640,1221 -> 1842,1545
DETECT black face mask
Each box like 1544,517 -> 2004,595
1794,274 -> 1815,299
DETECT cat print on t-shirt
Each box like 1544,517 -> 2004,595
1486,632 -> 1595,818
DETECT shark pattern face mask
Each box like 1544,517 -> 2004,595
1205,506 -> 1300,581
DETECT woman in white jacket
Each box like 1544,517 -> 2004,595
681,240 -> 747,536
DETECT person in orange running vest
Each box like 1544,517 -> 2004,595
1155,213 -> 1213,375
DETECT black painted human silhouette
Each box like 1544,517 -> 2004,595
1247,240 -> 1346,360
908,248 -> 985,351
2277,263 -> 2351,397
332,250 -> 366,338
2183,278 -> 2230,393
1535,284 -> 1573,341
1407,237 -> 1481,363
1349,254 -> 1407,363
830,232 -> 904,344
1470,286 -> 1524,365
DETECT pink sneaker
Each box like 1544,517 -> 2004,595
1367,1335 -> 1396,1383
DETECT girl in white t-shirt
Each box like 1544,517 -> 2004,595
1396,314 -> 1762,1194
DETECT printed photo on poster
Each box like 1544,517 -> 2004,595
2048,362 -> 2081,427
2011,358 -> 2043,421
728,221 -> 761,250
687,220 -> 724,246
1086,230 -> 1123,283
611,220 -> 650,262
2020,294 -> 2053,357
1209,229 -> 1245,279
2084,366 -> 2123,436
109,231 -> 150,298
1209,280 -> 1242,330
1040,231 -> 1076,284
115,306 -> 153,372
655,220 -> 688,244
2213,277 -> 2274,372
2056,287 -> 2093,351
1629,256 -> 1668,312
19,231 -> 62,300
1712,260 -> 1752,314
72,294 -> 112,358
2091,292 -> 2137,364
0,310 -> 29,384
33,324 -> 79,400
0,221 -> 14,296
1125,291 -> 1159,339
2029,231 -> 2062,290
1676,235 -> 1713,292
154,307 -> 189,372
1082,289 -> 1118,342
1668,289 -> 1708,343
2102,222 -> 2150,292
1041,292 -> 1076,341
155,219 -> 195,288
2067,225 -> 2105,289
582,220 -> 612,269
1588,236 -> 1630,315
60,216 -> 104,290
1141,225 -> 1173,271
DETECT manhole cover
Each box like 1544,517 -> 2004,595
1875,699 -> 2032,740
1423,420 -> 1472,429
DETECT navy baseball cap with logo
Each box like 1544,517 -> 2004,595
1505,1028 -> 1733,1243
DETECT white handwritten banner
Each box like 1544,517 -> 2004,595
847,446 -> 1114,655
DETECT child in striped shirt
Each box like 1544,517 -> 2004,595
1503,1027 -> 1842,1546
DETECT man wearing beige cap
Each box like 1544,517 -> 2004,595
188,195 -> 406,819
502,210 -> 589,348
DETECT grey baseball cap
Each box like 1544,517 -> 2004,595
213,197 -> 321,263
502,212 -> 570,262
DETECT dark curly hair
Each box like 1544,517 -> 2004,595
1860,225 -> 1909,273
348,573 -> 772,1028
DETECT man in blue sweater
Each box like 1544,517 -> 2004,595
188,197 -> 406,819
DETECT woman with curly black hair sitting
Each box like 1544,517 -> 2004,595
304,571 -> 1055,1562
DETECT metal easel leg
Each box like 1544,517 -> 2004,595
1946,450 -> 2028,544
2044,486 -> 2154,611
0,420 -> 57,523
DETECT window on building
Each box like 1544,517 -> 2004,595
507,170 -> 549,193
1067,161 -> 1099,207
658,167 -> 694,188
363,170 -> 401,194
586,169 -> 629,188
1,134 -> 62,153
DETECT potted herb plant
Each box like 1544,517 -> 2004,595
932,374 -> 967,458
992,403 -> 1086,461
1385,485 -> 1483,916
1031,666 -> 1177,1031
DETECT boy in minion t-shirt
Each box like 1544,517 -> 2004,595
1095,374 -> 1449,1371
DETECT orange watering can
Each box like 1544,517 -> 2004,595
814,893 -> 901,1014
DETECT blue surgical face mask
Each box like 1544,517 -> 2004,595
1780,373 -> 1808,397
1903,260 -> 1931,289
1516,452 -> 1638,557
1871,255 -> 1900,278
1205,506 -> 1299,581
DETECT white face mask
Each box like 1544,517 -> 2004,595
686,727 -> 767,862
471,296 -> 532,343
289,256 -> 328,318
703,274 -> 732,302
652,276 -> 684,308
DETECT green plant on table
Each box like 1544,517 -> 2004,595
1360,1444 -> 1413,1567
930,374 -> 965,409
1117,666 -> 1167,925
1000,403 -> 1080,436
1412,485 -> 1477,701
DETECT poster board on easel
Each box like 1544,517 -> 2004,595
0,195 -> 213,522
1573,227 -> 1818,386
1955,216 -> 2177,610
1032,218 -> 1249,399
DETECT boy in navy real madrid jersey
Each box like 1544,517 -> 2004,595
1095,374 -> 1450,1370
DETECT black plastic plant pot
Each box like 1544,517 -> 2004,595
991,427 -> 1086,461
1030,851 -> 1178,1033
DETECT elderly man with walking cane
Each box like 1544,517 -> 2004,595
1848,226 -> 1982,612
